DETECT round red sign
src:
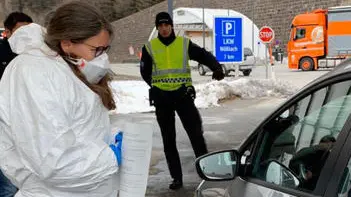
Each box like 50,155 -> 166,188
259,26 -> 275,44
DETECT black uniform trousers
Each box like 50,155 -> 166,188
153,86 -> 208,181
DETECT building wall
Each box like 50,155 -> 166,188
111,0 -> 346,63
342,0 -> 351,5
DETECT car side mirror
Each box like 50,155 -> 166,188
195,150 -> 239,181
266,160 -> 301,188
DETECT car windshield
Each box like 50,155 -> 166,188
244,48 -> 253,56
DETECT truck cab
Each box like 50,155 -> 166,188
287,9 -> 326,71
288,6 -> 351,71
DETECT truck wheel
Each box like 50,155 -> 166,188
198,64 -> 206,76
243,70 -> 251,76
299,57 -> 314,71
221,65 -> 229,76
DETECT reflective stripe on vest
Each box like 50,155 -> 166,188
151,77 -> 192,84
145,37 -> 192,90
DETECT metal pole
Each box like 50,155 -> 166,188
202,0 -> 205,49
265,44 -> 268,79
252,0 -> 255,54
168,0 -> 173,19
271,61 -> 275,80
271,44 -> 276,80
19,0 -> 23,12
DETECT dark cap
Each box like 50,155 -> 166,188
155,12 -> 173,27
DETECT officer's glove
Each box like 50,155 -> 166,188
109,131 -> 123,166
212,69 -> 225,81
149,88 -> 155,106
186,86 -> 196,100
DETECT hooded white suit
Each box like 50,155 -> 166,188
0,23 -> 119,197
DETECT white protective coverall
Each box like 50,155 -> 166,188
0,23 -> 119,197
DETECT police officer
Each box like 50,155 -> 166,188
140,12 -> 225,190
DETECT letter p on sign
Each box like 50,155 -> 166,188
225,23 -> 232,34
222,20 -> 236,36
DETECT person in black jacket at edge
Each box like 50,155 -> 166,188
0,12 -> 33,80
140,11 -> 225,190
0,12 -> 32,197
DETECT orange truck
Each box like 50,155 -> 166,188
287,6 -> 351,71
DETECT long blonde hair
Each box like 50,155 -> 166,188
44,1 -> 116,110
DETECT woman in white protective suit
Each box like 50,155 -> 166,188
0,1 -> 123,197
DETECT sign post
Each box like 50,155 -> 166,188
213,17 -> 243,77
259,26 -> 275,79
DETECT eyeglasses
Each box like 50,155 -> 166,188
82,42 -> 111,57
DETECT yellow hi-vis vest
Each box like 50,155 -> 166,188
145,36 -> 192,91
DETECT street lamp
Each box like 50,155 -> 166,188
19,0 -> 23,12
252,0 -> 255,54
202,0 -> 205,49
168,0 -> 173,19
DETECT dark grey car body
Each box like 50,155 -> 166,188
195,58 -> 351,197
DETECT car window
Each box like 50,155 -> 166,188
338,157 -> 351,197
244,48 -> 253,56
251,80 -> 351,192
290,28 -> 294,41
0,28 -> 4,39
295,28 -> 306,40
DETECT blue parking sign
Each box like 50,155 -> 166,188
213,17 -> 243,63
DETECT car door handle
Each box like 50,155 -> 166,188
302,46 -> 307,49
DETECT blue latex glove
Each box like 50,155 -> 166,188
109,131 -> 123,166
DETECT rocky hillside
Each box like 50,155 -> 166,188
0,0 -> 163,26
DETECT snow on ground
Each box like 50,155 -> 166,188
110,78 -> 299,114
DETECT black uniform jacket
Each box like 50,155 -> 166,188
140,31 -> 222,86
0,38 -> 17,79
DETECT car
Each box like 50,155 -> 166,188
198,48 -> 256,77
0,28 -> 5,39
195,58 -> 351,197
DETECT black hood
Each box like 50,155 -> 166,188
158,30 -> 176,46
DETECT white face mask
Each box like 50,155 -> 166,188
70,53 -> 110,84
